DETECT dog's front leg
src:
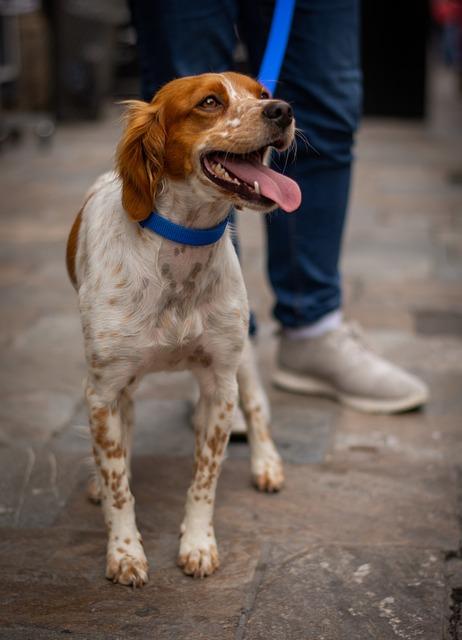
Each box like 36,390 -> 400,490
86,388 -> 134,504
86,382 -> 148,587
178,369 -> 238,578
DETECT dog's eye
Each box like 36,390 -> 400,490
260,90 -> 270,100
198,95 -> 222,110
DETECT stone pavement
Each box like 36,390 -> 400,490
1,73 -> 462,638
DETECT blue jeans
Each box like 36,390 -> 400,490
130,0 -> 362,327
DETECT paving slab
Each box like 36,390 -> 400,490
244,544 -> 446,640
45,454 -> 458,553
0,456 -> 455,639
0,528 -> 260,640
414,310 -> 462,337
0,442 -> 85,528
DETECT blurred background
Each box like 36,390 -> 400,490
0,0 -> 460,137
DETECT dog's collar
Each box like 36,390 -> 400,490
139,211 -> 230,246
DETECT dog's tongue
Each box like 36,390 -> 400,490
219,156 -> 301,213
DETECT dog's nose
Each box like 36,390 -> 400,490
262,100 -> 293,129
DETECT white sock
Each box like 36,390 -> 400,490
284,309 -> 343,340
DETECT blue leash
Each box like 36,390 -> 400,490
140,0 -> 296,245
258,0 -> 297,95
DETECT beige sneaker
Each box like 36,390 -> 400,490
230,405 -> 248,437
273,322 -> 429,414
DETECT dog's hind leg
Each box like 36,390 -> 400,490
120,388 -> 135,480
86,379 -> 147,587
178,368 -> 238,578
237,337 -> 284,492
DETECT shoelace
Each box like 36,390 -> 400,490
333,321 -> 379,359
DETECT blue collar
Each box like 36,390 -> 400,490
139,211 -> 229,246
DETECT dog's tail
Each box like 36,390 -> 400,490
66,207 -> 83,290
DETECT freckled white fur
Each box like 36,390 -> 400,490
74,72 -> 288,585
226,118 -> 241,128
220,74 -> 241,100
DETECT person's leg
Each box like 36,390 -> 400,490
243,0 -> 428,413
129,0 -> 238,102
239,0 -> 358,325
262,0 -> 362,328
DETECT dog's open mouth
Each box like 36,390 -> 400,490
201,146 -> 301,212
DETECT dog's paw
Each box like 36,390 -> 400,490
252,455 -> 284,492
86,475 -> 102,504
106,546 -> 148,587
178,534 -> 220,578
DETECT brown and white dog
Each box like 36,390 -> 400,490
66,72 -> 301,586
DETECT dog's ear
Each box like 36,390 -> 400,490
116,100 -> 165,221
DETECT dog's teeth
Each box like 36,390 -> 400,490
210,159 -> 240,184
254,181 -> 260,195
215,163 -> 230,179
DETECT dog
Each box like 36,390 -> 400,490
66,72 -> 301,586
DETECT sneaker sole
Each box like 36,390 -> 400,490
272,368 -> 428,414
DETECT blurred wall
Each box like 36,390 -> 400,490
361,0 -> 430,119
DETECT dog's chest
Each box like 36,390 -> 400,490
154,243 -> 218,315
158,242 -> 216,288
82,226 -> 245,375
136,244 -> 225,368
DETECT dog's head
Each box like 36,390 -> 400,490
116,72 -> 301,221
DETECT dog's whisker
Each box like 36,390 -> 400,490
295,129 -> 320,157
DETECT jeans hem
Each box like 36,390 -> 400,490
273,298 -> 342,329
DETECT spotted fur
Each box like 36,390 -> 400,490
67,72 -> 290,586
